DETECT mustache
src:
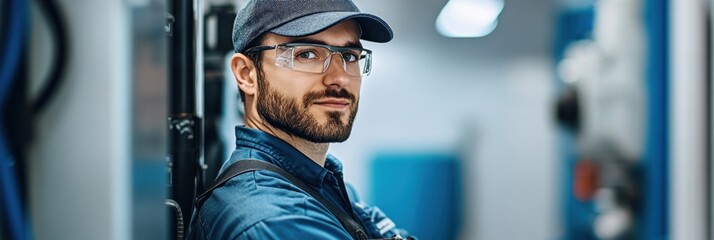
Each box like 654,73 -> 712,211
303,88 -> 356,108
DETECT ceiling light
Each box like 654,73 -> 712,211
435,0 -> 504,38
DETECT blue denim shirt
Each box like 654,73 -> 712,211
190,126 -> 410,239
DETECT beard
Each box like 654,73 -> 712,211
256,77 -> 358,143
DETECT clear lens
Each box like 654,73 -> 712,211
275,45 -> 294,69
274,44 -> 371,77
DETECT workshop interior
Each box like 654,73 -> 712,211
0,0 -> 712,239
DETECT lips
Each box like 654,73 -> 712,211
312,98 -> 350,109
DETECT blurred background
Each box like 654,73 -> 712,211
0,0 -> 710,239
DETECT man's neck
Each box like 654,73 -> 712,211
245,118 -> 329,167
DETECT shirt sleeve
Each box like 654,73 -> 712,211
237,215 -> 353,240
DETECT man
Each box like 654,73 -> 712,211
189,0 -> 413,239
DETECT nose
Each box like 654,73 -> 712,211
323,53 -> 351,88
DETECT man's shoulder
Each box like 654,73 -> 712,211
194,169 -> 345,238
202,169 -> 310,217
194,170 -> 307,237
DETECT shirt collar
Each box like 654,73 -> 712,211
324,154 -> 343,175
234,126 -> 344,187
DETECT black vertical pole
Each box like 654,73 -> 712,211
167,0 -> 200,239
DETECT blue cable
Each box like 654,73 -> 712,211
0,0 -> 30,239
0,0 -> 27,96
0,129 -> 26,240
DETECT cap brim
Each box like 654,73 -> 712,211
270,12 -> 393,43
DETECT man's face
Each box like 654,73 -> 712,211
255,20 -> 362,143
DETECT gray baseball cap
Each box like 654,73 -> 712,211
232,0 -> 394,53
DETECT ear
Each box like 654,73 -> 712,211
231,53 -> 259,97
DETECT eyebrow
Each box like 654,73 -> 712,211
284,37 -> 363,49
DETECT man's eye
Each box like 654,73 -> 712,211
296,51 -> 318,60
342,53 -> 358,62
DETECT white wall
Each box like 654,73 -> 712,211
28,1 -> 131,239
330,0 -> 560,239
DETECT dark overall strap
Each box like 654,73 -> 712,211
194,159 -> 369,240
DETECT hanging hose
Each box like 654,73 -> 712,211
165,199 -> 185,240
0,0 -> 29,239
